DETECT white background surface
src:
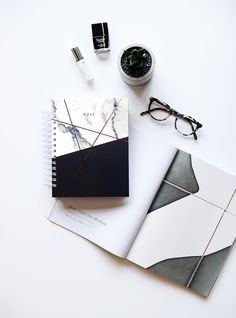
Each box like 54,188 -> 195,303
0,0 -> 236,317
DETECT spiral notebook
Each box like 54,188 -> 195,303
51,97 -> 129,197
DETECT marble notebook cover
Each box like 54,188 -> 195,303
51,97 -> 129,197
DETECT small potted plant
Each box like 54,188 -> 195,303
118,44 -> 155,85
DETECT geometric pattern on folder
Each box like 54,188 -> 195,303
128,150 -> 236,296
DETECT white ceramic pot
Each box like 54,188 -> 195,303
118,44 -> 156,86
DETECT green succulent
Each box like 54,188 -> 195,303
125,48 -> 147,68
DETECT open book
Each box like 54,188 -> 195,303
48,127 -> 236,297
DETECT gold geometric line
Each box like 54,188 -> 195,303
60,99 -> 123,193
53,118 -> 118,140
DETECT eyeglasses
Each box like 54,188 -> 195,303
140,97 -> 203,140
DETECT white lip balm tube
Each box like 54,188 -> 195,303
71,47 -> 94,83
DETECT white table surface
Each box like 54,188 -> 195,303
1,0 -> 236,317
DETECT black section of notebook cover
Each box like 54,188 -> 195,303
52,138 -> 129,197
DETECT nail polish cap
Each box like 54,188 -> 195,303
71,47 -> 84,62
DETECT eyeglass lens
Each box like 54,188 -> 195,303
175,118 -> 196,136
149,101 -> 170,121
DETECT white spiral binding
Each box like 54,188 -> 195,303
52,104 -> 57,188
41,102 -> 57,188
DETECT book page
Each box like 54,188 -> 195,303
48,127 -> 177,258
127,149 -> 236,296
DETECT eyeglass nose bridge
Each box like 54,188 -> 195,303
171,109 -> 182,117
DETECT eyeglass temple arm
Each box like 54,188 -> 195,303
140,107 -> 165,116
189,120 -> 198,140
140,110 -> 149,116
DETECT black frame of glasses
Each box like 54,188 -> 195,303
140,97 -> 203,140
